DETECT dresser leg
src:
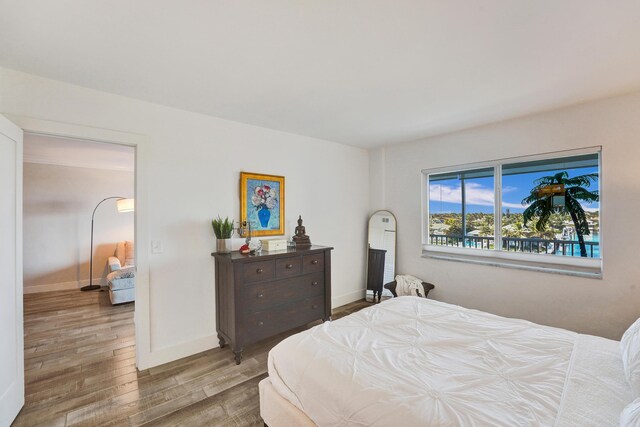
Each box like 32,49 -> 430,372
233,348 -> 244,365
323,316 -> 332,322
217,334 -> 226,348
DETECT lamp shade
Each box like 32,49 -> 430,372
117,198 -> 135,213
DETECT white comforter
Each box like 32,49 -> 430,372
268,297 -> 632,426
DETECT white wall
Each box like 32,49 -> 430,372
23,162 -> 134,293
0,67 -> 369,362
373,91 -> 640,340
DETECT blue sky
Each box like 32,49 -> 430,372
429,166 -> 599,214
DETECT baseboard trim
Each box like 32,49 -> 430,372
0,377 -> 24,425
332,289 -> 365,308
137,334 -> 218,370
24,280 -> 87,294
23,278 -> 107,294
136,290 -> 366,370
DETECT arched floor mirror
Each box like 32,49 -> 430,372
366,210 -> 396,302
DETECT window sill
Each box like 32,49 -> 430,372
421,250 -> 602,279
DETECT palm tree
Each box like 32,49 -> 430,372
522,172 -> 599,257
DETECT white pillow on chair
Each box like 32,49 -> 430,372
621,317 -> 640,397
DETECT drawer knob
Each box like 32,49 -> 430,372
256,268 -> 263,274
312,304 -> 318,310
286,264 -> 293,269
311,260 -> 319,265
312,281 -> 319,286
257,293 -> 264,299
258,321 -> 264,327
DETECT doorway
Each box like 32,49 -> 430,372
20,133 -> 137,422
1,115 -> 151,425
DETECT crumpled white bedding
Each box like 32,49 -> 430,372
394,275 -> 424,297
268,297 -> 631,427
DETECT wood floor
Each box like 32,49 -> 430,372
13,289 -> 371,426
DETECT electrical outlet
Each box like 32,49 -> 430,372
151,240 -> 163,254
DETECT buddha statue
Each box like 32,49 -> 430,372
292,215 -> 311,249
295,216 -> 306,236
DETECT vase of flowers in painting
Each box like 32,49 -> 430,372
252,185 -> 277,228
258,206 -> 271,227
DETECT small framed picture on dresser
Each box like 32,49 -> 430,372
240,172 -> 285,236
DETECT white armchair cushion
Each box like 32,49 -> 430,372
107,266 -> 136,291
108,256 -> 122,271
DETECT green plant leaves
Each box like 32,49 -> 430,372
212,216 -> 234,239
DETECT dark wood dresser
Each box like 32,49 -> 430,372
211,245 -> 333,364
366,247 -> 386,302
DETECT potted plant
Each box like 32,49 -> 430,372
212,216 -> 234,253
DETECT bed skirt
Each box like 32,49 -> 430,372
259,378 -> 315,427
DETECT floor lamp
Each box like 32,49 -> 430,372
81,197 -> 135,291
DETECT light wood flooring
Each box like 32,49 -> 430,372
13,288 -> 371,426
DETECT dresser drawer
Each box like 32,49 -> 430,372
241,273 -> 324,313
241,260 -> 275,283
302,253 -> 324,273
245,295 -> 325,342
275,256 -> 302,278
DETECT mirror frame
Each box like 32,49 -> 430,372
365,210 -> 397,302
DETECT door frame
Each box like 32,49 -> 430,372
0,114 -> 24,423
6,115 -> 153,369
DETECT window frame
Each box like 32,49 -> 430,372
421,147 -> 603,276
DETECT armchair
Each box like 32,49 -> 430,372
106,241 -> 136,304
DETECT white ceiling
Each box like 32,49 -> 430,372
24,133 -> 135,172
2,1 -> 640,148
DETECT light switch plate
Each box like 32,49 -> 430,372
151,240 -> 163,254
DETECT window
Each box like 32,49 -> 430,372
429,167 -> 495,250
423,148 -> 601,275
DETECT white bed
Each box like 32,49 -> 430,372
261,297 -> 635,426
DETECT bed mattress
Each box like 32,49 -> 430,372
267,297 -> 632,426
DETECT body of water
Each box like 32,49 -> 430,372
561,233 -> 600,258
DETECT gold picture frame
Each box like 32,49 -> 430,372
240,172 -> 285,237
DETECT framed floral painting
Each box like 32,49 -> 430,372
240,172 -> 285,236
